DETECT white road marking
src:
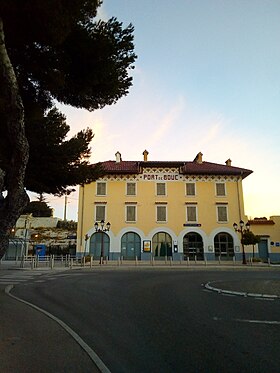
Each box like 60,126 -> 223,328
213,316 -> 280,325
234,318 -> 280,325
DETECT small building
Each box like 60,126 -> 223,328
77,151 -> 263,261
249,216 -> 280,262
5,215 -> 77,259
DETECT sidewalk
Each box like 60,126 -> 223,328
0,285 -> 100,373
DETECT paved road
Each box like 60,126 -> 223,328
9,269 -> 280,372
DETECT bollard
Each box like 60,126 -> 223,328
118,257 -> 120,266
268,257 -> 271,266
152,257 -> 155,266
165,256 -> 167,264
135,256 -> 138,266
187,257 -> 190,266
90,256 -> 93,268
204,257 -> 207,266
50,255 -> 54,269
219,255 -> 221,265
169,257 -> 172,266
233,256 -> 236,266
194,255 -> 197,265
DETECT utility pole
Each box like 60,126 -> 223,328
64,195 -> 67,221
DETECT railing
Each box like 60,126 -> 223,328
16,254 -> 272,269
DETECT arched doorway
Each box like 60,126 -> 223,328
121,232 -> 141,260
214,232 -> 234,259
89,232 -> 110,259
183,232 -> 204,260
152,232 -> 172,258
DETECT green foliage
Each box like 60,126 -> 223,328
23,201 -> 52,217
0,0 -> 136,195
57,220 -> 77,230
241,231 -> 260,246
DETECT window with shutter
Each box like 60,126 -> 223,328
127,183 -> 136,196
156,183 -> 166,196
126,206 -> 136,222
157,206 -> 167,222
97,182 -> 106,196
95,205 -> 105,221
217,205 -> 228,222
216,183 -> 226,196
186,183 -> 195,196
187,206 -> 197,222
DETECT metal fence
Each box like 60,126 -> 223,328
16,254 -> 271,269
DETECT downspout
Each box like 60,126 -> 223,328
236,172 -> 243,221
79,185 -> 85,249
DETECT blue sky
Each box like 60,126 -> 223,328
42,0 -> 280,221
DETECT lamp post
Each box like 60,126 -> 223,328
94,220 -> 111,264
233,220 -> 250,265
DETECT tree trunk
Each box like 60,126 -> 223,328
0,17 -> 29,259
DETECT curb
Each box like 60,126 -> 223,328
204,282 -> 280,299
5,285 -> 111,373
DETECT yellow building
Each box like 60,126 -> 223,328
77,150 -> 261,261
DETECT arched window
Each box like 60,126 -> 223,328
214,233 -> 234,258
89,232 -> 110,259
152,232 -> 172,258
121,232 -> 141,260
183,232 -> 204,260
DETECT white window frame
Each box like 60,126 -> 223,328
126,182 -> 136,196
186,182 -> 196,196
216,205 -> 228,223
156,205 -> 167,223
156,182 -> 166,196
95,205 -> 106,222
125,205 -> 137,222
186,205 -> 198,223
216,182 -> 226,197
96,182 -> 107,196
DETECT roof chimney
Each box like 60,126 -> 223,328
194,152 -> 203,164
143,150 -> 149,162
115,151 -> 122,163
225,158 -> 232,166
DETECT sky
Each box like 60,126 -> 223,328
33,0 -> 280,221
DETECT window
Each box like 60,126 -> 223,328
127,182 -> 136,196
157,205 -> 167,222
186,205 -> 197,222
217,205 -> 228,222
152,232 -> 172,257
156,183 -> 166,196
186,183 -> 195,196
95,205 -> 106,222
96,182 -> 106,196
216,183 -> 226,196
126,205 -> 136,222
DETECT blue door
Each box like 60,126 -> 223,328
89,232 -> 110,259
258,239 -> 268,260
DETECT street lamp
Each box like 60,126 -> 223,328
233,220 -> 250,264
94,220 -> 111,264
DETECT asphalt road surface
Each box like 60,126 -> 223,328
12,269 -> 280,373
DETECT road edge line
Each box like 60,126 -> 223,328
5,285 -> 111,373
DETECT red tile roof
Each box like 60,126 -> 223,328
97,160 -> 252,179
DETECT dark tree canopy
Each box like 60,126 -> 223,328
23,201 -> 53,217
0,0 -> 136,258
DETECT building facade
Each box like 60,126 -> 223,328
248,216 -> 280,262
77,151 -> 260,261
